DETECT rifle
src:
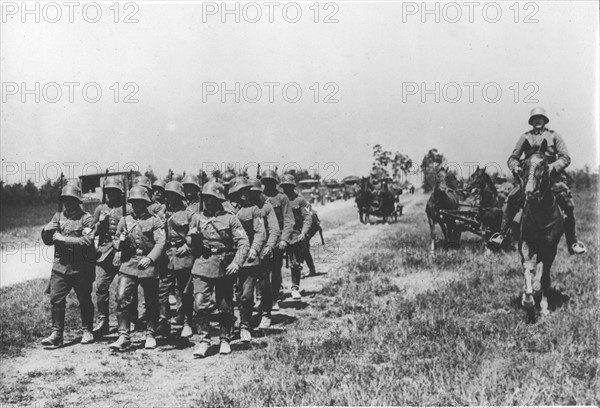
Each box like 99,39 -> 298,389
57,172 -> 64,232
168,168 -> 174,182
199,169 -> 204,213
257,163 -> 261,180
318,226 -> 325,245
284,249 -> 289,269
101,169 -> 109,204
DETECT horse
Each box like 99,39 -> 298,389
465,166 -> 505,245
355,177 -> 373,224
516,139 -> 564,316
425,167 -> 460,252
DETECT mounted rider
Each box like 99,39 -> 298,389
489,107 -> 586,255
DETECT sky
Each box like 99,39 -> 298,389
1,1 -> 598,185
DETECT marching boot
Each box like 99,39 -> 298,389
42,308 -> 65,348
109,334 -> 131,351
193,341 -> 210,358
81,329 -> 95,344
156,303 -> 171,336
219,339 -> 231,355
93,316 -> 109,337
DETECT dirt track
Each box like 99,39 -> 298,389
0,194 -> 425,406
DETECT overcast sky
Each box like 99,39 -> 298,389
1,1 -> 598,185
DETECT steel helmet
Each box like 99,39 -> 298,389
221,171 -> 236,186
127,186 -> 152,203
201,181 -> 226,201
60,183 -> 83,203
260,169 -> 279,183
164,181 -> 185,199
171,173 -> 183,182
133,176 -> 152,191
528,107 -> 549,125
249,178 -> 263,192
103,177 -> 123,193
152,179 -> 166,191
280,174 -> 296,187
181,174 -> 201,189
228,176 -> 252,195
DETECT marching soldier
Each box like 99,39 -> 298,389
41,183 -> 96,348
261,170 -> 294,308
91,177 -> 133,337
152,179 -> 167,212
248,178 -> 281,329
489,107 -> 587,255
228,177 -> 267,342
182,174 -> 203,213
109,186 -> 165,351
221,170 -> 237,213
133,176 -> 166,219
187,181 -> 249,357
157,181 -> 195,338
279,175 -> 312,300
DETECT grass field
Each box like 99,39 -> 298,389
0,190 -> 597,406
0,203 -> 55,249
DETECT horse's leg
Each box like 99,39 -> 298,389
439,221 -> 449,248
539,244 -> 558,315
521,243 -> 537,309
428,215 -> 436,253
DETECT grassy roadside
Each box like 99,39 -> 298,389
192,189 -> 598,406
0,191 -> 597,406
0,204 -> 54,249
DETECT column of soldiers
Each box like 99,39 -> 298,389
40,170 -> 316,358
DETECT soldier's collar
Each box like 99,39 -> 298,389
64,208 -> 84,218
530,126 -> 547,135
131,209 -> 151,219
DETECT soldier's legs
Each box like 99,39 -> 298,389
304,241 -> 316,275
73,272 -> 95,331
48,271 -> 72,334
288,243 -> 305,291
490,185 -> 523,244
215,276 -> 235,342
175,269 -> 194,325
158,269 -> 175,331
95,258 -> 117,326
140,277 -> 159,336
271,249 -> 284,302
116,274 -> 138,338
259,261 -> 273,317
193,276 -> 215,343
238,266 -> 258,329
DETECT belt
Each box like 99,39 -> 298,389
202,246 -> 233,256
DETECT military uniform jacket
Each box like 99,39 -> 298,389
231,203 -> 267,267
93,202 -> 132,263
508,128 -> 571,176
287,193 -> 312,244
41,209 -> 96,275
113,210 -> 165,278
164,204 -> 195,270
186,200 -> 202,214
257,198 -> 281,250
148,202 -> 166,220
264,191 -> 294,244
187,210 -> 249,278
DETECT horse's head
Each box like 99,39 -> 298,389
522,139 -> 551,206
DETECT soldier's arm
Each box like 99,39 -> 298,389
230,216 -> 250,265
62,214 -> 95,246
113,217 -> 126,250
551,132 -> 571,173
507,134 -> 527,172
147,217 -> 166,263
299,198 -> 312,237
280,195 -> 295,243
41,212 -> 59,245
251,207 -> 267,253
265,204 -> 281,249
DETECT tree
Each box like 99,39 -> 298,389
372,144 -> 413,184
421,148 -> 446,192
144,167 -> 157,184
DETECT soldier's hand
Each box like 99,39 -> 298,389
113,251 -> 122,267
175,246 -> 189,256
225,261 -> 240,275
278,241 -> 288,251
512,166 -> 523,178
45,220 -> 59,231
261,246 -> 273,258
99,212 -> 108,222
247,249 -> 258,263
53,232 -> 66,243
137,257 -> 152,270
297,234 -> 306,242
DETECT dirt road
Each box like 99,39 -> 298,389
0,194 -> 423,407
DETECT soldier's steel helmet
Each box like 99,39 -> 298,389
249,178 -> 263,192
182,174 -> 201,189
133,176 -> 152,191
165,181 -> 185,199
103,177 -> 123,193
260,170 -> 279,183
152,179 -> 166,190
228,176 -> 251,195
171,174 -> 183,182
280,174 -> 296,187
128,186 -> 152,203
201,181 -> 226,201
222,171 -> 236,186
60,184 -> 83,203
528,107 -> 549,125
